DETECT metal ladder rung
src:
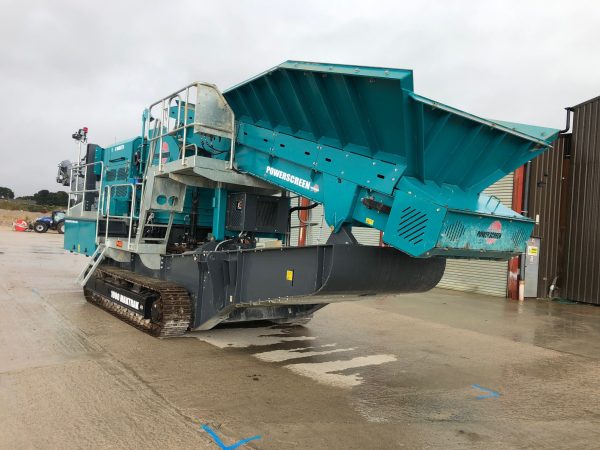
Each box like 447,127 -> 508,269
142,237 -> 167,242
143,223 -> 170,228
76,244 -> 107,287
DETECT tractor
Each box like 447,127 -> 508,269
32,210 -> 66,234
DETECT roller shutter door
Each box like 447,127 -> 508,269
306,204 -> 331,245
303,205 -> 381,246
289,197 -> 300,246
437,173 -> 514,297
289,202 -> 334,246
351,227 -> 381,246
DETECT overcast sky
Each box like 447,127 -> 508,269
0,0 -> 598,196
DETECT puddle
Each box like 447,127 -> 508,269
255,345 -> 355,363
286,354 -> 397,388
194,326 -> 316,348
193,326 -> 397,389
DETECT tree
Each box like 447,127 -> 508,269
52,191 -> 68,207
33,189 -> 51,205
0,186 -> 14,199
32,190 -> 69,207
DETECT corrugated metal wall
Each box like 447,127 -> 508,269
289,196 -> 300,245
297,205 -> 385,246
483,174 -> 515,209
351,226 -> 381,246
288,201 -> 337,246
563,97 -> 600,304
306,204 -> 330,245
290,201 -> 381,246
437,174 -> 514,297
527,135 -> 570,298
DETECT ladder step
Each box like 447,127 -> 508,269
76,244 -> 107,287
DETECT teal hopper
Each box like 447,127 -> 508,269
224,61 -> 559,258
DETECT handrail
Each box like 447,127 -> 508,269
103,182 -> 140,250
67,160 -> 104,215
133,82 -> 237,249
143,82 -> 236,173
484,195 -> 502,213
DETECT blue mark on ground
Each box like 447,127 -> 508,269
471,384 -> 501,399
201,424 -> 261,450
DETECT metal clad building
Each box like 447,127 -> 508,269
563,97 -> 600,304
527,134 -> 570,298
437,174 -> 514,296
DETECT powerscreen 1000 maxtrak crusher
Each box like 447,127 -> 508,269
57,61 -> 560,337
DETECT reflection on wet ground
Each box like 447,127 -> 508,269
191,326 -> 396,388
189,288 -> 600,431
364,289 -> 600,360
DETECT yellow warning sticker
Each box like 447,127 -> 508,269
286,270 -> 294,281
366,217 -> 374,226
527,246 -> 538,256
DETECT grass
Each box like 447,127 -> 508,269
0,199 -> 65,213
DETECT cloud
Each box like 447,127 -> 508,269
0,0 -> 598,195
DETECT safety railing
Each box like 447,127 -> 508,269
484,195 -> 503,213
67,161 -> 104,218
143,82 -> 236,175
133,82 -> 237,250
101,183 -> 140,250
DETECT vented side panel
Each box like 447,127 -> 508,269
443,221 -> 466,242
116,167 -> 128,180
226,193 -> 245,230
114,186 -> 129,198
382,188 -> 445,257
256,199 -> 278,227
396,206 -> 428,245
226,193 -> 289,233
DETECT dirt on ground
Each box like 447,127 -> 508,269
0,208 -> 36,228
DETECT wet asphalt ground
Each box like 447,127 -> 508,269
1,230 -> 600,449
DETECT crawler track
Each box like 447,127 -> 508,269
84,265 -> 191,337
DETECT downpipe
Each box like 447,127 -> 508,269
519,106 -> 572,298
